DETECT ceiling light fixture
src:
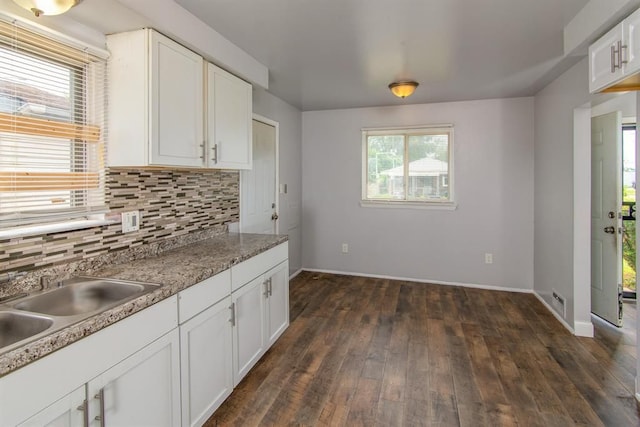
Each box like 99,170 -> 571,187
388,81 -> 419,99
12,0 -> 83,17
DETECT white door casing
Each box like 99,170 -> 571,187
240,117 -> 278,234
591,111 -> 623,326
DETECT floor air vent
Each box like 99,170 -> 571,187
551,290 -> 566,318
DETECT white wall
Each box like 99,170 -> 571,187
302,98 -> 534,290
252,88 -> 303,275
534,58 -> 591,330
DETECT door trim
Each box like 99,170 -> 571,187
239,113 -> 280,234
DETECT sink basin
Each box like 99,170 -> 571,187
0,311 -> 53,349
14,278 -> 158,317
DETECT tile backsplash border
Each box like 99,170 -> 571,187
0,167 -> 240,295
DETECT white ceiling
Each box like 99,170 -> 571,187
172,0 -> 589,111
56,0 -> 590,111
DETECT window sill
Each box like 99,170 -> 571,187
360,200 -> 458,210
0,215 -> 118,240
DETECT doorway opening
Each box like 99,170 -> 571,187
623,124 -> 637,300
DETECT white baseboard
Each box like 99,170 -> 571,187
301,268 -> 532,294
289,268 -> 303,280
574,320 -> 594,338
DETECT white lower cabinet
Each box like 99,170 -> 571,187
18,385 -> 86,427
264,260 -> 290,347
1,243 -> 289,427
86,328 -> 181,427
180,296 -> 233,427
19,328 -> 181,427
231,276 -> 266,385
0,296 -> 178,427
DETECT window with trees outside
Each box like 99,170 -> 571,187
0,16 -> 108,236
362,126 -> 454,207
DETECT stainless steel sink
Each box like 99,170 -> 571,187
0,311 -> 53,349
14,278 -> 157,316
0,277 -> 160,354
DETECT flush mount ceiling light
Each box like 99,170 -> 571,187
388,81 -> 419,98
12,0 -> 83,17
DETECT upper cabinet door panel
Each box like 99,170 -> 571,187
623,8 -> 640,75
207,64 -> 252,170
589,23 -> 624,93
151,31 -> 204,167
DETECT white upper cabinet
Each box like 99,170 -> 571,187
108,29 -> 205,167
589,24 -> 625,93
624,8 -> 640,75
207,63 -> 253,169
590,8 -> 640,93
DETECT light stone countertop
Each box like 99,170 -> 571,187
0,232 -> 288,377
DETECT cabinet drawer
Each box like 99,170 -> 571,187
178,270 -> 231,323
231,243 -> 288,291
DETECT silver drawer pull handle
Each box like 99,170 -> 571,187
229,302 -> 236,326
94,389 -> 105,427
77,399 -> 89,427
211,143 -> 218,163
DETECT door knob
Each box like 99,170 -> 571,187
271,213 -> 279,221
604,226 -> 615,234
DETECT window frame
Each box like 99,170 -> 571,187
0,14 -> 113,238
361,125 -> 456,210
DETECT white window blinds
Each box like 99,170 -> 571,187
0,16 -> 108,228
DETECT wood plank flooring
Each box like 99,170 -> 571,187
205,272 -> 640,426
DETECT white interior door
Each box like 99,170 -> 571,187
591,111 -> 623,326
240,119 -> 277,234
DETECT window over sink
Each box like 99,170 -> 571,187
0,15 -> 109,237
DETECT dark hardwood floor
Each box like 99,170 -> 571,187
205,272 -> 640,426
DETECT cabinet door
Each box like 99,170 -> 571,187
150,31 -> 204,167
87,329 -> 181,427
265,260 -> 290,346
180,296 -> 233,427
232,276 -> 265,385
18,386 -> 86,427
207,64 -> 252,170
589,23 -> 624,93
623,8 -> 640,75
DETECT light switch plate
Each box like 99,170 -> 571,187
121,210 -> 140,233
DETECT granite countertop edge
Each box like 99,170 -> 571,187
0,232 -> 288,377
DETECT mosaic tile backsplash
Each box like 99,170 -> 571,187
0,168 -> 240,276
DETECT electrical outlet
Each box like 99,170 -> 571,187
121,210 -> 140,233
485,253 -> 493,264
342,243 -> 349,253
